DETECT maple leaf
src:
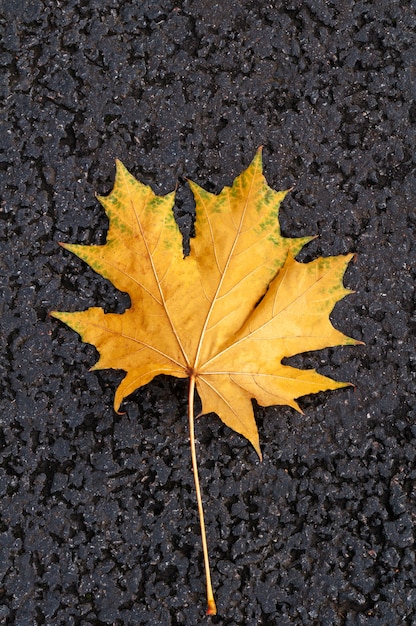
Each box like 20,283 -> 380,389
51,149 -> 361,614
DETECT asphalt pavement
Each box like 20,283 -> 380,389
1,1 -> 415,624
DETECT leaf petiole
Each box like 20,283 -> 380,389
188,375 -> 217,616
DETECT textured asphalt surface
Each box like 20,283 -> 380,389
1,1 -> 416,624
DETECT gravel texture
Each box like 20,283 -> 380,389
1,1 -> 415,624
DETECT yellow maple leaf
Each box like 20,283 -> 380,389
51,148 -> 361,614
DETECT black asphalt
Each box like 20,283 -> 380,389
1,1 -> 415,624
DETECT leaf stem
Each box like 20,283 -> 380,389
188,375 -> 217,616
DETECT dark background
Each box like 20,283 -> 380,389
1,1 -> 415,624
